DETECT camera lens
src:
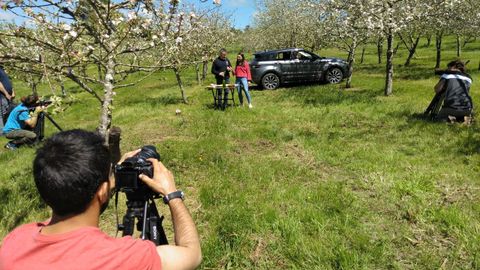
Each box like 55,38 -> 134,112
137,145 -> 160,161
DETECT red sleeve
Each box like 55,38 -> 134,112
246,62 -> 252,81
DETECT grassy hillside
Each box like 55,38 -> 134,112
0,37 -> 479,269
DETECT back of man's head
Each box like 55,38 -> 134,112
21,94 -> 39,107
33,129 -> 110,216
447,60 -> 466,73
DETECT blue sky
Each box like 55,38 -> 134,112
0,1 -> 257,29
187,0 -> 256,29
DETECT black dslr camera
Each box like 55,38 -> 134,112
36,99 -> 53,107
115,145 -> 160,200
434,69 -> 449,76
114,145 -> 168,245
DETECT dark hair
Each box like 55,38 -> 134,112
33,129 -> 110,216
236,53 -> 246,66
219,48 -> 227,54
21,94 -> 39,107
447,60 -> 466,73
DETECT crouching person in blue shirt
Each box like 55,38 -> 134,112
3,95 -> 44,150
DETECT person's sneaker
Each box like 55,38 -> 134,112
248,103 -> 253,109
4,142 -> 17,150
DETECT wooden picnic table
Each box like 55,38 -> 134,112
206,84 -> 238,109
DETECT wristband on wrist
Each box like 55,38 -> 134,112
163,190 -> 185,204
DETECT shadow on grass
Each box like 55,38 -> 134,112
358,64 -> 438,81
459,126 -> 480,155
276,85 -> 382,107
122,95 -> 184,107
250,80 -> 333,92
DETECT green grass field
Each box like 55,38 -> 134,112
1,37 -> 479,269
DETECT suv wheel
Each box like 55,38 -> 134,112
262,73 -> 280,90
326,68 -> 343,84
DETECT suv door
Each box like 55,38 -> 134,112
277,51 -> 299,82
295,51 -> 322,82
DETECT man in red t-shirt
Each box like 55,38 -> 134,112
0,130 -> 201,270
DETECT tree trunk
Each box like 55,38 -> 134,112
108,126 -> 122,165
97,64 -> 103,82
173,67 -> 188,104
426,35 -> 432,47
346,40 -> 357,89
195,63 -> 201,85
456,34 -> 461,57
60,83 -> 66,97
384,31 -> 394,96
377,37 -> 383,64
31,82 -> 38,95
393,43 -> 401,55
404,36 -> 420,66
360,47 -> 366,64
202,60 -> 208,80
435,33 -> 443,69
98,56 -> 115,142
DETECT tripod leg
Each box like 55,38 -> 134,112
33,112 -> 45,142
141,200 -> 149,240
147,200 -> 168,245
122,209 -> 136,237
44,113 -> 63,131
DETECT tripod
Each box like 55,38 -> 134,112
424,92 -> 446,120
118,197 -> 168,246
34,112 -> 63,141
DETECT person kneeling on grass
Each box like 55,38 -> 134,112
234,53 -> 253,108
434,60 -> 473,122
0,129 -> 202,270
3,94 -> 43,150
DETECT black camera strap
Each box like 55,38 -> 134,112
114,190 -> 120,238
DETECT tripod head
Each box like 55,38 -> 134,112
116,194 -> 168,246
114,146 -> 168,245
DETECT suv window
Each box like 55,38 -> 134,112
254,53 -> 276,61
297,51 -> 312,60
277,52 -> 292,60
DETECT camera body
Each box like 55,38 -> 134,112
434,69 -> 449,76
36,100 -> 53,107
27,100 -> 53,111
115,145 -> 161,200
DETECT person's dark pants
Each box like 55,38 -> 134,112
436,107 -> 472,122
0,95 -> 8,134
5,129 -> 37,146
216,77 -> 230,110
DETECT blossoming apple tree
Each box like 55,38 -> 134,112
0,0 -> 220,140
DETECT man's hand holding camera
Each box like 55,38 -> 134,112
33,105 -> 45,115
139,159 -> 177,196
116,147 -> 201,270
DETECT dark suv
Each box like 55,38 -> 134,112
250,48 -> 350,90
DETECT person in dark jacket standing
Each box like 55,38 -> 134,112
211,48 -> 233,110
0,66 -> 15,133
434,60 -> 473,121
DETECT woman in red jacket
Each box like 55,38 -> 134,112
234,53 -> 253,108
